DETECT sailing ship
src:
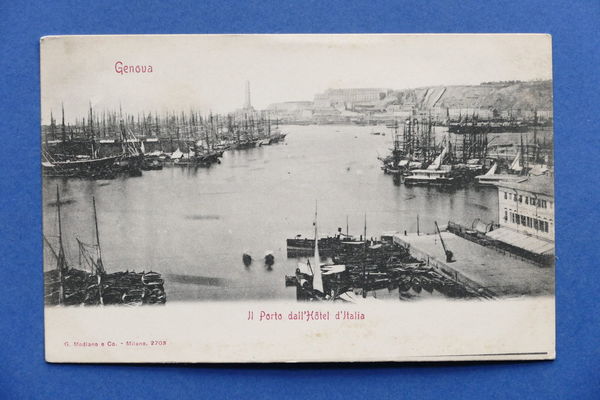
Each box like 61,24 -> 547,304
44,186 -> 166,306
448,110 -> 530,134
404,146 -> 458,186
232,113 -> 286,148
173,114 -> 225,166
379,117 -> 438,176
265,118 -> 287,144
285,210 -> 485,301
286,236 -> 343,257
286,216 -> 367,257
42,102 -> 292,177
475,155 -> 526,186
114,122 -> 144,176
42,105 -> 143,178
42,153 -> 121,178
289,204 -> 349,301
474,132 -> 550,186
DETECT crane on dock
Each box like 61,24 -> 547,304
435,221 -> 455,263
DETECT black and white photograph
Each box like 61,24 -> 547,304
41,34 -> 555,363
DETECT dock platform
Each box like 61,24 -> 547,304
393,232 -> 554,297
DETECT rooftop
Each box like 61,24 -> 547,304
497,174 -> 554,197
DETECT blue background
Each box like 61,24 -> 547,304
1,1 -> 598,398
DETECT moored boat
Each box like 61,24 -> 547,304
404,147 -> 459,186
44,187 -> 167,306
42,155 -> 121,178
404,167 -> 457,186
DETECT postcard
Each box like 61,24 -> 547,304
41,34 -> 554,362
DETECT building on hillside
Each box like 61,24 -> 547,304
311,106 -> 342,124
313,88 -> 390,109
266,101 -> 313,122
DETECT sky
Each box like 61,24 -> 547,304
40,34 -> 552,124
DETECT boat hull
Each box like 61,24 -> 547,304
42,155 -> 121,178
404,176 -> 457,186
475,175 -> 525,187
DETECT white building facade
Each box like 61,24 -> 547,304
497,175 -> 554,242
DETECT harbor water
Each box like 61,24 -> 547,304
43,124 -> 501,301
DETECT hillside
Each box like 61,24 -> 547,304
388,81 -> 553,111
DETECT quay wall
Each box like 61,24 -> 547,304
393,234 -> 496,298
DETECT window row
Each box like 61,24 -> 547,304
502,191 -> 549,208
504,209 -> 550,232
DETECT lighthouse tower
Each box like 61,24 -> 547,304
243,81 -> 255,111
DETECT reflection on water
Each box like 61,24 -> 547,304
43,125 -> 498,301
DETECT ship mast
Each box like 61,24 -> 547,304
362,213 -> 367,298
56,186 -> 66,305
92,196 -> 105,305
519,133 -> 527,175
89,102 -> 96,158
92,196 -> 105,275
312,202 -> 324,294
49,111 -> 55,143
533,109 -> 539,163
61,103 -> 66,143
363,213 -> 367,242
346,215 -> 349,237
207,113 -> 213,151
